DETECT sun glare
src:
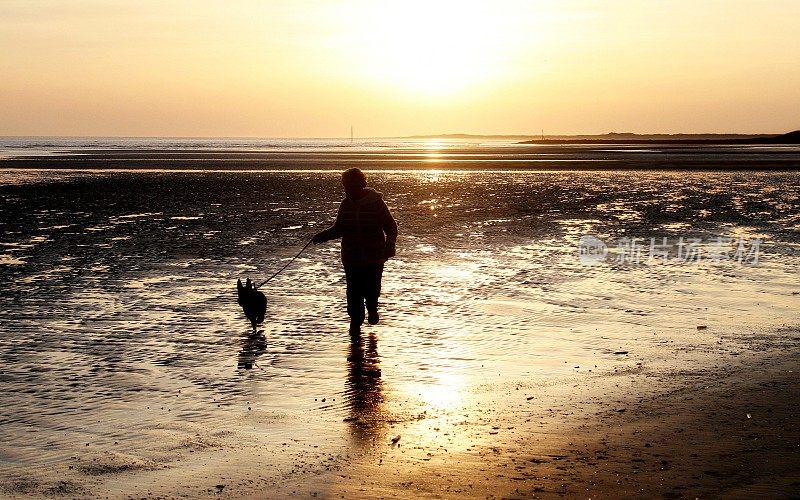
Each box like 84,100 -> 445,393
338,1 -> 517,98
414,370 -> 467,409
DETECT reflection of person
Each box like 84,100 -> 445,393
312,168 -> 397,334
345,333 -> 384,444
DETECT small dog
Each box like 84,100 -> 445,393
237,278 -> 267,332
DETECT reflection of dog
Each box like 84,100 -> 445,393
237,278 -> 267,332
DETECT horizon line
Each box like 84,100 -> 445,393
0,131 -> 793,140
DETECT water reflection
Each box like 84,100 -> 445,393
237,331 -> 267,370
345,333 -> 385,445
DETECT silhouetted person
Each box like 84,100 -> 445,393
312,168 -> 397,334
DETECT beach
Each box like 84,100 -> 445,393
1,141 -> 799,498
22,336 -> 795,499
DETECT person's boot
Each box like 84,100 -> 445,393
367,307 -> 379,325
349,318 -> 362,335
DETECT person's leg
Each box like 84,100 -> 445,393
345,266 -> 366,333
366,264 -> 384,325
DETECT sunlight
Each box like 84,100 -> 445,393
420,140 -> 446,162
417,370 -> 466,410
436,265 -> 474,280
420,168 -> 444,181
338,1 -> 523,98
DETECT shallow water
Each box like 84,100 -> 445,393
0,168 -> 798,482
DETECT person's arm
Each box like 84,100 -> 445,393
312,202 -> 344,244
379,200 -> 397,258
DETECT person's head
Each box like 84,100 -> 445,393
341,167 -> 367,198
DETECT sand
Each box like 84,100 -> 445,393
3,329 -> 797,498
1,164 -> 799,498
2,141 -> 800,170
279,337 -> 800,499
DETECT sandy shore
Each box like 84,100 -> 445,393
349,332 -> 799,500
1,168 -> 798,498
3,328 -> 797,499
2,143 -> 800,170
242,329 -> 800,499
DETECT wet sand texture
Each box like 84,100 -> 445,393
0,168 -> 798,497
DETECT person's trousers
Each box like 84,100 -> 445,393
344,264 -> 384,324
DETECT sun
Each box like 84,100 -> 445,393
338,1 -> 514,98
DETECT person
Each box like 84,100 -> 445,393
312,168 -> 397,334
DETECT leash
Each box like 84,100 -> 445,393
255,238 -> 313,289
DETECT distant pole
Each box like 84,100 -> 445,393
350,125 -> 353,144
541,129 -> 544,141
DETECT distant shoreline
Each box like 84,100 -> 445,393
1,131 -> 797,143
2,140 -> 800,171
403,130 -> 800,145
407,132 -> 770,141
518,130 -> 800,145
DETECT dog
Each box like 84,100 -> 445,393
237,278 -> 267,332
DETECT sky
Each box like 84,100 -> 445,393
1,0 -> 798,137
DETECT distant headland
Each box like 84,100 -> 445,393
406,131 -> 800,145
518,130 -> 800,145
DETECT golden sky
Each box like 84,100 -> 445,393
1,0 -> 798,137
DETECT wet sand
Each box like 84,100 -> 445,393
4,331 -> 796,498
273,336 -> 800,499
1,165 -> 799,498
2,142 -> 800,170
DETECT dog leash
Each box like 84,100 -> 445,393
255,238 -> 313,289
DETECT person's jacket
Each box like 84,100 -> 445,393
316,188 -> 397,266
